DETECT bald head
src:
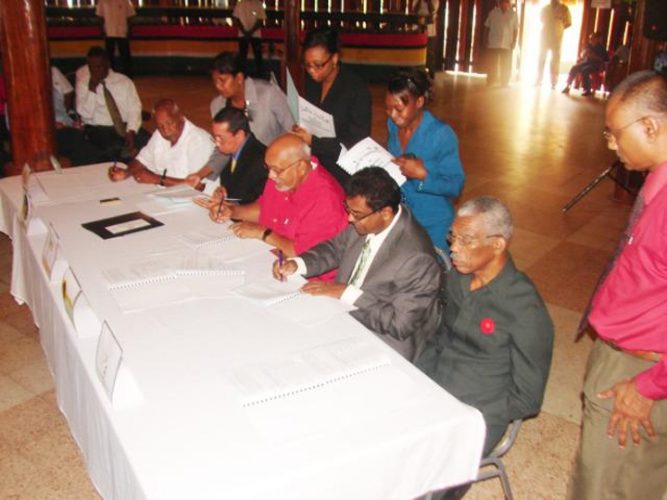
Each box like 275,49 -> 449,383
265,134 -> 313,192
153,98 -> 185,144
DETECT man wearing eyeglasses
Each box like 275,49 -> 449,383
570,71 -> 667,499
211,133 -> 347,280
108,98 -> 213,186
273,167 -> 441,360
416,196 -> 554,468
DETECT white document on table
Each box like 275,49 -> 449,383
175,224 -> 237,248
42,223 -> 68,283
232,277 -> 355,326
62,267 -> 82,323
337,137 -> 406,186
96,321 -> 123,401
230,337 -> 391,406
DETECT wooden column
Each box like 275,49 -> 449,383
284,0 -> 303,93
0,0 -> 55,173
628,0 -> 659,74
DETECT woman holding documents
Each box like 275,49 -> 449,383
386,67 -> 464,251
291,28 -> 372,187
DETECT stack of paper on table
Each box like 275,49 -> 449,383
232,277 -> 356,327
229,337 -> 391,406
337,137 -> 406,186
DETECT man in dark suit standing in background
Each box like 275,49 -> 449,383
273,167 -> 441,361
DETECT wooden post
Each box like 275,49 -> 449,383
0,0 -> 56,173
284,0 -> 303,93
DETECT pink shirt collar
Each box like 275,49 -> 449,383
642,161 -> 667,204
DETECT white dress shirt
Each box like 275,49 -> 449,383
232,0 -> 266,38
135,119 -> 214,179
295,206 -> 403,305
75,65 -> 143,132
96,0 -> 136,38
484,7 -> 517,50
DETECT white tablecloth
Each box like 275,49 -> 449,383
0,164 -> 485,500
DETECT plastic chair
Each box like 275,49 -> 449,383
473,419 -> 523,500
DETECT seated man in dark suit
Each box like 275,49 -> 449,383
208,106 -> 268,203
274,167 -> 441,360
416,196 -> 554,460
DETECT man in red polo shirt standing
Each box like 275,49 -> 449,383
570,71 -> 667,499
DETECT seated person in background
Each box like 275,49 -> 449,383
417,196 -> 554,458
187,52 -> 294,185
210,134 -> 347,278
108,98 -> 213,185
386,67 -> 465,252
292,27 -> 372,187
52,65 -> 106,167
76,46 -> 149,162
561,32 -> 609,96
274,167 -> 441,360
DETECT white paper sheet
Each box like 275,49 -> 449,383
337,137 -> 406,186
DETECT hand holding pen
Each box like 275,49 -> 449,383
272,254 -> 297,282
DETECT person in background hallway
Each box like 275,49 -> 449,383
185,52 -> 293,187
209,134 -> 347,279
274,167 -> 441,360
292,27 -> 372,187
569,71 -> 667,500
96,0 -> 136,76
385,67 -> 464,252
561,32 -> 609,96
413,0 -> 440,77
537,0 -> 571,89
417,196 -> 553,498
483,0 -> 518,87
232,0 -> 266,78
76,46 -> 148,162
108,98 -> 213,186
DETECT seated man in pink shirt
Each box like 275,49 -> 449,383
210,133 -> 348,279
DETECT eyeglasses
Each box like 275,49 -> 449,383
303,54 -> 333,72
447,232 -> 503,249
264,158 -> 302,176
344,202 -> 378,222
602,116 -> 650,142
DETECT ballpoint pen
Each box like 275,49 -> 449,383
278,249 -> 285,282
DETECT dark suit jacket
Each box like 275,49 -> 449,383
219,133 -> 267,203
300,206 -> 441,360
304,65 -> 372,187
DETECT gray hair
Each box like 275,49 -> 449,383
457,196 -> 513,240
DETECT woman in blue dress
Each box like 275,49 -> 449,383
386,68 -> 464,251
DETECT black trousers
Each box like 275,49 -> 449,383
56,127 -> 106,167
105,37 -> 132,76
238,36 -> 263,77
84,125 -> 149,163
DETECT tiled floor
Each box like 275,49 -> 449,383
0,73 -> 636,498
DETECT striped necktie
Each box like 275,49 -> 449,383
348,239 -> 371,287
102,81 -> 126,138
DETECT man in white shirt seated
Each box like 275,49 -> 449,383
273,167 -> 441,360
108,98 -> 214,186
76,46 -> 149,162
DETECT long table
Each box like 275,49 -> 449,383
0,164 -> 485,500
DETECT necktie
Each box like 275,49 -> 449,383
348,239 -> 371,287
230,158 -> 238,174
102,81 -> 126,138
577,192 -> 645,334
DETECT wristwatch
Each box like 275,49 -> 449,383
261,228 -> 272,242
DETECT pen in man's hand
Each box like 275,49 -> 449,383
217,196 -> 225,218
278,249 -> 285,282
